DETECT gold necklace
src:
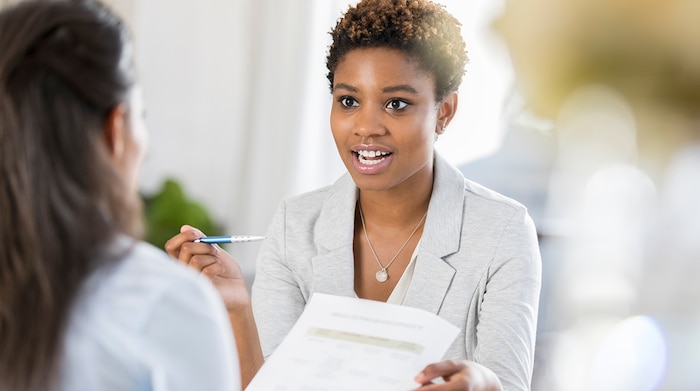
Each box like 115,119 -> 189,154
358,202 -> 428,283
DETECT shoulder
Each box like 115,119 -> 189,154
463,177 -> 530,217
259,173 -> 357,253
116,240 -> 208,289
280,174 -> 354,210
61,238 -> 236,390
81,238 -> 223,326
269,173 -> 356,227
70,237 -> 230,352
434,153 -> 530,220
460,179 -> 538,251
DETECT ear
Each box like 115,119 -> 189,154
103,104 -> 128,159
436,92 -> 459,135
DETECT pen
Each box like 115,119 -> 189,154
194,235 -> 266,244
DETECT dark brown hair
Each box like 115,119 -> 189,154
0,0 -> 140,389
326,0 -> 468,101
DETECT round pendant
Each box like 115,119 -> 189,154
375,269 -> 388,283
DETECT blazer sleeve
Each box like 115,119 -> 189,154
475,208 -> 542,391
251,200 -> 308,359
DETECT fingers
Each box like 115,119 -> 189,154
414,360 -> 470,390
416,360 -> 467,383
176,240 -> 219,268
201,260 -> 224,278
180,224 -> 199,234
414,360 -> 503,391
164,225 -> 204,259
164,225 -> 222,274
173,238 -> 230,281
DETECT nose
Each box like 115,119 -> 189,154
354,106 -> 387,139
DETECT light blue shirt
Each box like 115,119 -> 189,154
58,238 -> 240,391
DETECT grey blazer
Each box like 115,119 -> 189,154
251,153 -> 542,391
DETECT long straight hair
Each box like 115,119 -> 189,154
0,1 -> 141,389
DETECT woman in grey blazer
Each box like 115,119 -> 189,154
167,0 -> 541,390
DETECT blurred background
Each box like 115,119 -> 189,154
4,0 -> 699,390
94,0 -> 525,287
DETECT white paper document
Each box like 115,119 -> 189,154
245,293 -> 459,391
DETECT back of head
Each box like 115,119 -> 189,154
326,0 -> 468,101
0,0 -> 138,389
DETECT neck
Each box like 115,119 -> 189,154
358,182 -> 432,229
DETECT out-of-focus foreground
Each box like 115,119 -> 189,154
493,0 -> 700,390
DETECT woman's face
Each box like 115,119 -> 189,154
330,47 -> 443,194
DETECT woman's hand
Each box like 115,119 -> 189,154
164,224 -> 251,313
413,360 -> 504,391
165,225 -> 265,388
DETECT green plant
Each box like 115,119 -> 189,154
141,178 -> 223,249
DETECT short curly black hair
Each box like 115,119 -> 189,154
326,0 -> 468,101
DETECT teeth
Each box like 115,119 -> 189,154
357,150 -> 389,158
356,150 -> 390,165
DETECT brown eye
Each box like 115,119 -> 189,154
385,99 -> 408,110
339,96 -> 359,107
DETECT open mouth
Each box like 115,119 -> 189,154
356,149 -> 391,165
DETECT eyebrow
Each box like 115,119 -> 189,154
332,83 -> 357,93
332,83 -> 419,95
382,84 -> 419,95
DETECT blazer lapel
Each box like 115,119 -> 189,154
311,248 -> 355,297
311,174 -> 358,297
405,154 -> 465,314
308,154 -> 465,311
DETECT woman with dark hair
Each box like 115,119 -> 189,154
167,0 -> 541,390
0,1 -> 239,390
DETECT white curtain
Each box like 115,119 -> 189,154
131,1 -> 350,278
